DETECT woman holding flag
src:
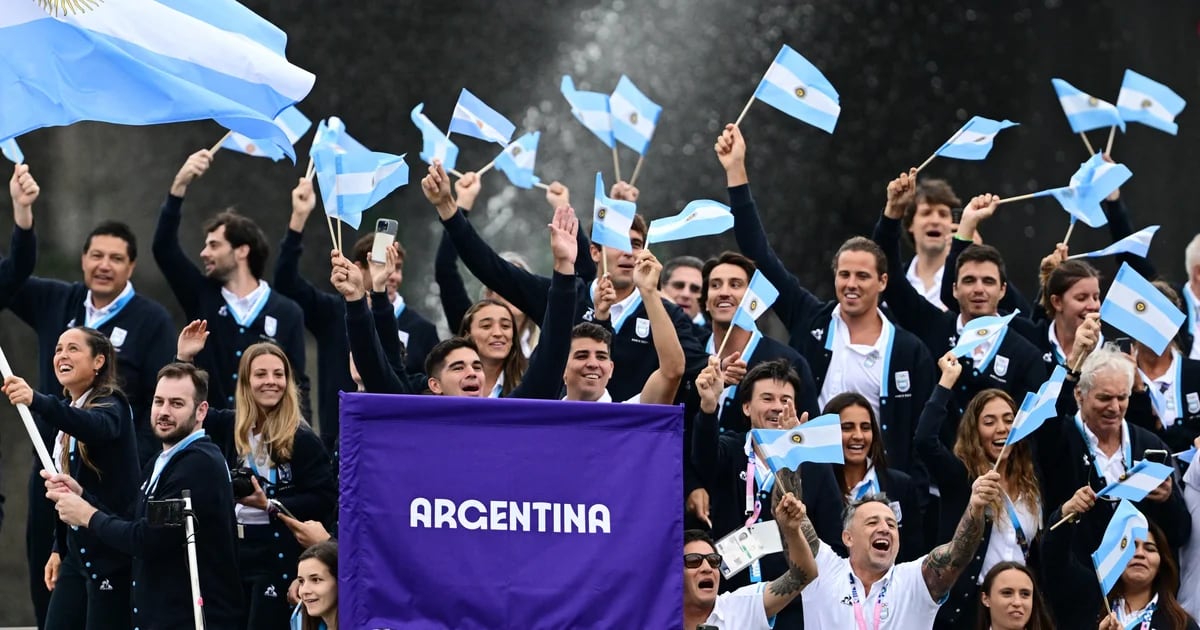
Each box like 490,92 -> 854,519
915,352 -> 1043,629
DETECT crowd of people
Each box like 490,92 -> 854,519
0,118 -> 1198,629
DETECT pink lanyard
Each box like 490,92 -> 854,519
849,572 -> 888,630
744,456 -> 773,527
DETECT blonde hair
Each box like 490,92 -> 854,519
234,343 -> 303,463
953,389 -> 1041,515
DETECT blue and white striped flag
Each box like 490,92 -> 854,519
1069,226 -> 1159,261
591,172 -> 637,253
1047,153 -> 1131,228
561,76 -> 615,148
1117,69 -> 1186,136
1004,366 -> 1067,447
310,117 -> 368,157
222,106 -> 311,161
410,103 -> 459,172
493,132 -> 541,190
751,414 -> 845,473
752,45 -> 840,133
1100,263 -> 1185,355
313,147 -> 409,230
1096,460 -> 1175,502
1052,78 -> 1126,134
0,137 -> 23,164
609,75 -> 662,155
1091,500 -> 1149,595
0,0 -> 314,160
1175,447 -> 1196,466
448,89 -> 515,146
645,200 -> 733,245
934,116 -> 1019,160
731,271 -> 780,333
951,311 -> 1019,358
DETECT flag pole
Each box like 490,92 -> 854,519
991,442 -> 1009,472
1104,126 -> 1116,155
477,159 -> 497,176
734,95 -> 756,126
324,214 -> 338,251
915,127 -> 964,174
601,245 -> 608,277
304,157 -> 315,180
995,192 -> 1043,205
1049,511 -> 1076,531
715,327 -> 736,359
1080,132 -> 1096,155
336,218 -> 343,253
1063,220 -> 1077,248
914,151 -> 939,174
0,344 -> 59,475
612,146 -> 622,182
210,131 -> 232,154
448,168 -> 465,178
629,155 -> 646,187
533,182 -> 551,191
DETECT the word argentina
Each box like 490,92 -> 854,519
409,497 -> 612,533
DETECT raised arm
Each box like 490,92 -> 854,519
369,244 -> 408,375
943,200 -> 1035,319
434,172 -> 484,332
763,487 -> 819,617
333,251 -> 416,394
921,469 -> 995,601
544,180 -> 597,282
914,353 -> 970,482
274,177 -> 338,332
0,164 -> 38,300
873,170 -> 944,337
690,358 -> 725,489
152,149 -> 213,316
635,252 -> 685,405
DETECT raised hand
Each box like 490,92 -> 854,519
170,149 -> 212,197
2,375 -> 34,407
454,171 -> 482,212
968,470 -> 1003,516
956,193 -> 999,241
1061,485 -> 1097,518
330,250 -> 365,301
548,205 -> 579,274
610,181 -> 639,203
176,320 -> 210,362
774,492 -> 808,530
289,177 -> 316,232
10,163 -> 39,221
544,181 -> 570,209
937,352 -> 962,389
632,250 -> 662,294
883,168 -> 918,219
369,243 -> 399,292
1070,313 -> 1102,368
687,488 -> 712,529
1039,243 -> 1070,288
696,356 -> 723,414
593,273 -> 617,321
421,161 -> 457,219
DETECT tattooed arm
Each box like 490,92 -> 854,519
920,470 -> 999,601
763,469 -> 819,617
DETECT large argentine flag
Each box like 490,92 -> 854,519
562,75 -> 615,148
591,172 -> 637,253
952,311 -> 1019,358
751,414 -> 844,473
1051,78 -> 1125,134
1069,225 -> 1159,261
731,271 -> 780,333
0,0 -> 314,160
753,45 -> 840,133
934,116 -> 1019,160
222,105 -> 310,161
493,132 -> 541,190
410,103 -> 459,172
1117,69 -> 1186,135
448,89 -> 515,146
313,148 -> 409,230
646,200 -> 733,245
609,75 -> 662,155
1101,263 -> 1185,355
1092,500 -> 1149,595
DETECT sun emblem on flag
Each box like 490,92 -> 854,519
598,207 -> 608,220
630,112 -> 639,124
1120,536 -> 1128,550
475,118 -> 485,129
790,433 -> 804,444
36,0 -> 102,15
1135,301 -> 1147,313
1087,96 -> 1099,107
1141,98 -> 1153,109
750,299 -> 759,311
511,146 -> 522,156
793,86 -> 807,99
977,328 -> 990,337
245,143 -> 257,153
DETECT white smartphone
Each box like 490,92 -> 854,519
371,218 -> 398,264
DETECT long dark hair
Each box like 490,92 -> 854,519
1109,521 -> 1194,630
458,299 -> 527,396
823,392 -> 889,500
298,540 -> 338,630
62,327 -> 123,476
974,561 -> 1054,630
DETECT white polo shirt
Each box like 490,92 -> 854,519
704,583 -> 774,630
906,258 -> 946,311
818,306 -> 892,422
1187,284 -> 1200,361
801,548 -> 941,629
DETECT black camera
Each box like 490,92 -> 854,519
148,499 -> 186,527
230,468 -> 258,499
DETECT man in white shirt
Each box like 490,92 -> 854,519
800,473 -> 998,629
682,492 -> 818,630
900,178 -> 960,311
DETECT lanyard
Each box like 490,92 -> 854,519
146,430 -> 206,495
707,329 -> 764,417
1001,492 -> 1030,558
392,296 -> 406,319
849,571 -> 889,630
1139,351 -> 1183,426
610,291 -> 643,334
850,466 -> 880,501
85,285 -> 136,330
1074,414 -> 1131,485
247,447 -> 278,485
1113,596 -> 1157,630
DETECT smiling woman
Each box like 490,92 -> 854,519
295,540 -> 338,630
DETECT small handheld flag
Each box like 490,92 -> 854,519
1052,78 -> 1126,134
0,137 -> 23,164
1096,460 -> 1174,502
591,172 -> 637,253
1048,153 -> 1131,228
1091,500 -> 1149,595
312,147 -> 409,230
746,45 -> 840,133
448,89 -> 515,146
951,311 -> 1019,358
493,132 -> 541,190
1175,447 -> 1196,466
933,116 -> 1019,161
222,106 -> 311,161
731,271 -> 780,333
410,103 -> 460,172
561,76 -> 615,148
1069,226 -> 1159,261
751,414 -> 845,472
310,117 -> 368,156
1002,366 -> 1067,449
1117,69 -> 1186,135
645,200 -> 734,245
1100,263 -> 1185,355
610,76 -> 662,155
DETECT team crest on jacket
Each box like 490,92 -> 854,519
1188,392 -> 1200,414
1043,352 -> 1053,363
582,307 -> 595,322
635,317 -> 651,338
279,463 -> 293,484
811,328 -> 823,341
895,371 -> 911,393
994,356 -> 1009,377
110,327 -> 128,348
265,316 -> 278,338
948,335 -> 958,348
218,305 -> 228,317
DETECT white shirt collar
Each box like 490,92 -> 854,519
562,389 -> 614,403
84,281 -> 134,323
220,280 -> 270,321
831,305 -> 891,353
905,258 -> 947,311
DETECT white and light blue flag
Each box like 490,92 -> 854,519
751,413 -> 845,473
448,89 -> 515,146
222,105 -> 310,161
1069,226 -> 1159,261
951,311 -> 1019,358
1045,153 -> 1130,228
731,271 -> 780,333
313,147 -> 409,230
0,0 -> 315,160
1091,500 -> 1149,595
562,75 -> 615,148
1117,69 -> 1186,135
1052,78 -> 1126,134
1096,460 -> 1175,502
591,172 -> 637,252
1100,262 -> 1185,355
310,116 -> 368,157
609,75 -> 662,155
494,132 -> 541,190
410,103 -> 459,172
1004,365 -> 1067,447
1175,447 -> 1196,466
646,200 -> 734,245
1,137 -> 23,164
753,45 -> 840,133
934,116 -> 1019,160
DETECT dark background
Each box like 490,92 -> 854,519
1,1 -> 1198,624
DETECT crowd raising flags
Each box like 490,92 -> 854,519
560,74 -> 662,185
411,103 -> 460,174
645,200 -> 734,245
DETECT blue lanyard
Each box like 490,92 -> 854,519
851,470 -> 880,501
146,430 -> 206,495
1113,597 -> 1156,630
1074,415 -> 1131,484
849,571 -> 889,630
85,286 -> 136,330
1002,492 -> 1031,557
393,297 -> 406,319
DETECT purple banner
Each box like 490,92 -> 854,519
339,393 -> 683,629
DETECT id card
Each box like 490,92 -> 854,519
715,520 -> 783,579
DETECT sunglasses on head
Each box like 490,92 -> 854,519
669,280 -> 702,293
684,552 -> 722,569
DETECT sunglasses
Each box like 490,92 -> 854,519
683,552 -> 723,569
669,280 -> 703,293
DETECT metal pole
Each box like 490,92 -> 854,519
182,490 -> 206,630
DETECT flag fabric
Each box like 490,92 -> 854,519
934,116 -> 1019,160
1096,460 -> 1175,502
1004,366 -> 1067,447
1069,226 -> 1159,260
1175,447 -> 1196,466
1047,153 -> 1131,228
493,132 -> 541,190
222,105 -> 310,161
591,172 -> 637,253
312,146 -> 409,230
1091,500 -> 1149,595
338,393 -> 682,628
0,0 -> 314,160
561,75 -> 615,148
1117,69 -> 1186,135
752,45 -> 840,133
410,103 -> 459,172
951,311 -> 1019,358
310,116 -> 368,156
1051,78 -> 1126,133
645,200 -> 734,245
609,75 -> 662,155
0,137 -> 22,164
731,271 -> 780,333
1101,263 -> 1186,355
448,88 -> 515,145
751,414 -> 845,472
